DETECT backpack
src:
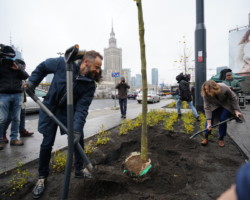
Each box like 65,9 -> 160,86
179,80 -> 192,101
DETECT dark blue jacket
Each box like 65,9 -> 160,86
236,162 -> 250,200
28,57 -> 96,135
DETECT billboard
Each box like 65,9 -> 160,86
229,27 -> 250,73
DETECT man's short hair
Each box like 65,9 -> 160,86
84,50 -> 103,61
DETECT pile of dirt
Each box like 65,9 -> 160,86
0,121 -> 246,200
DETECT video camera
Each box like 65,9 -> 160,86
0,44 -> 16,67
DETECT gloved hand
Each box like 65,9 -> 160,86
74,131 -> 81,144
24,81 -> 36,96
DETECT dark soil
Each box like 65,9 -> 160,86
0,120 -> 246,200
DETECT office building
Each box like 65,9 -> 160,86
131,76 -> 136,87
135,74 -> 142,87
151,68 -> 158,86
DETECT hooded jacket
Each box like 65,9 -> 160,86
176,73 -> 192,101
178,80 -> 192,101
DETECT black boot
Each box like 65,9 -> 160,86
75,168 -> 92,179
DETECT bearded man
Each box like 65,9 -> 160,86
28,50 -> 103,199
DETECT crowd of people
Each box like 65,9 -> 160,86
174,71 -> 243,147
0,43 -> 248,199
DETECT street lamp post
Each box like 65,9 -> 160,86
195,0 -> 207,112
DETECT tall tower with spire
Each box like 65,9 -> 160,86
103,25 -> 122,82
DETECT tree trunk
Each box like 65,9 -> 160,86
136,0 -> 148,161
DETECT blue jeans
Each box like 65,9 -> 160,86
119,98 -> 127,116
176,99 -> 199,118
19,109 -> 26,132
4,109 -> 26,134
204,107 -> 231,140
38,121 -> 84,177
0,93 -> 22,141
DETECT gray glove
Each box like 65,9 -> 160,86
74,131 -> 81,144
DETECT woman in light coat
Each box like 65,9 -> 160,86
200,80 -> 242,147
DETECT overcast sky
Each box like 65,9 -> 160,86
1,0 -> 250,84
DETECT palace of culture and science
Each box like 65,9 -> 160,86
96,25 -> 159,98
94,26 -> 133,98
102,26 -> 131,85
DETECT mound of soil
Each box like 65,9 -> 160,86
0,121 -> 245,200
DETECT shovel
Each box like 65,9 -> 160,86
189,116 -> 236,139
25,86 -> 92,170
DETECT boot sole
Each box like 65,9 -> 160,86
10,144 -> 24,146
20,135 -> 34,137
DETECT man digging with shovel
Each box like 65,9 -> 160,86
26,49 -> 103,199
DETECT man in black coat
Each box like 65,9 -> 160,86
0,44 -> 29,150
116,77 -> 130,118
3,59 -> 34,144
176,73 -> 200,120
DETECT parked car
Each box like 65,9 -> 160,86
26,89 -> 47,113
157,92 -> 166,97
127,92 -> 138,100
136,91 -> 160,103
111,94 -> 118,99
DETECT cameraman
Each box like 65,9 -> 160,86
3,59 -> 34,144
116,77 -> 130,118
0,44 -> 29,150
